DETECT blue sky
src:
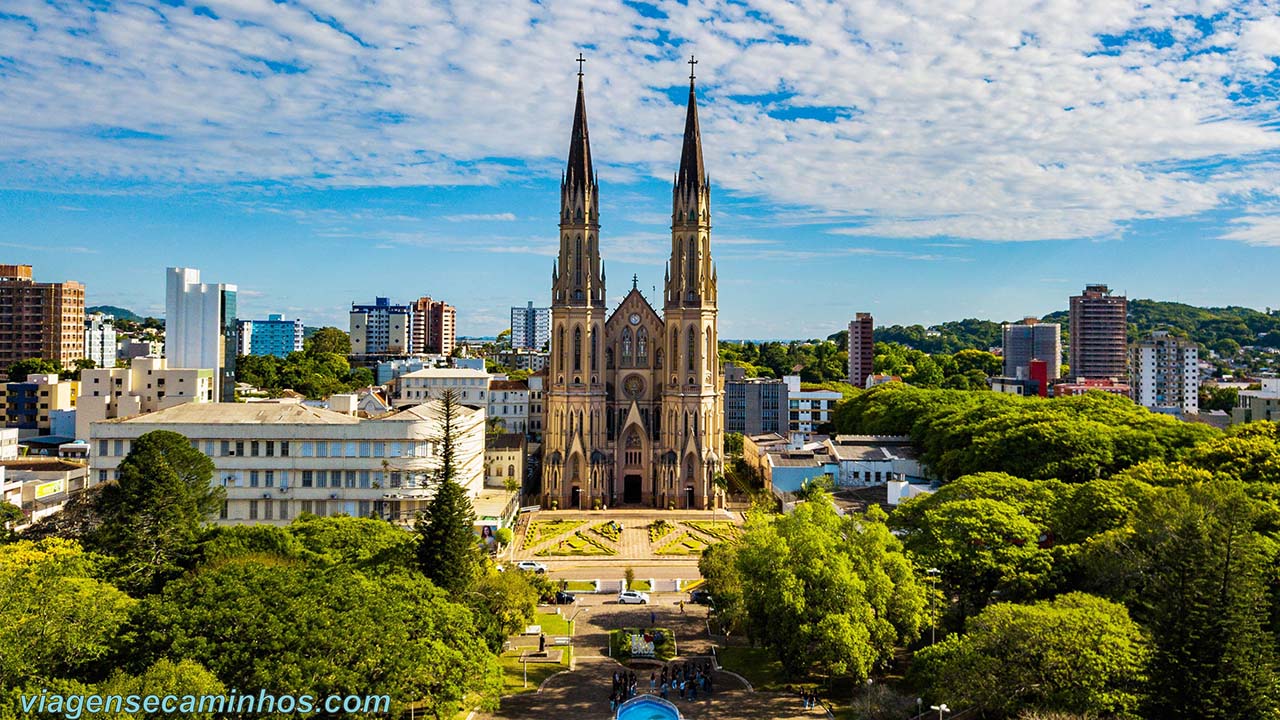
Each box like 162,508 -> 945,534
1,0 -> 1279,339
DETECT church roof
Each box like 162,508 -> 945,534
565,75 -> 594,193
676,76 -> 705,192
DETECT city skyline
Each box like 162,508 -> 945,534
2,1 -> 1278,338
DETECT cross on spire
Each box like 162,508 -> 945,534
688,54 -> 697,81
576,52 -> 587,77
632,273 -> 638,289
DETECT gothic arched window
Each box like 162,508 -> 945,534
575,235 -> 582,285
637,328 -> 648,366
573,326 -> 582,372
591,330 -> 597,371
621,328 -> 632,365
687,237 -> 697,290
687,327 -> 696,371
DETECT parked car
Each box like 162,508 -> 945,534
618,590 -> 650,604
555,591 -> 577,605
516,561 -> 548,574
690,589 -> 713,605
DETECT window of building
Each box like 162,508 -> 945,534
249,471 -> 259,488
250,441 -> 260,457
264,499 -> 274,521
98,439 -> 108,456
248,500 -> 259,520
316,442 -> 327,458
279,501 -> 290,521
302,470 -> 313,488
265,442 -> 274,457
235,441 -> 245,456
219,501 -> 228,520
265,470 -> 275,487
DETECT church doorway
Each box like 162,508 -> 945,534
571,486 -> 581,509
624,474 -> 642,504
685,486 -> 695,509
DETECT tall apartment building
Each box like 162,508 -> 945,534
847,313 -> 874,387
237,314 -> 304,358
165,267 -> 237,403
350,298 -> 411,357
89,400 -> 485,526
1130,331 -> 1199,415
785,375 -> 840,439
84,312 -> 117,369
1002,317 -> 1061,381
510,301 -> 551,350
1068,284 -> 1128,380
724,363 -> 789,435
0,264 -> 85,374
77,356 -> 215,438
410,296 -> 456,356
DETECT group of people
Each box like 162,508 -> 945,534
655,660 -> 714,702
608,660 -> 717,712
608,670 -> 639,711
798,688 -> 821,710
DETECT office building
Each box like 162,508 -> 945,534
1233,378 -> 1280,424
1130,331 -> 1199,415
350,298 -> 411,357
0,373 -> 79,434
1002,317 -> 1061,383
1068,284 -> 1128,381
165,267 -> 237,403
84,312 -> 117,369
394,367 -> 491,408
118,338 -> 163,361
724,364 -> 788,435
0,264 -> 85,373
785,375 -> 840,439
238,314 -> 304,358
410,296 -> 456,356
89,400 -> 485,526
847,313 -> 874,387
510,301 -> 551,350
76,356 -> 215,439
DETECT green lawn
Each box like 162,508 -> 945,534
648,519 -> 678,543
523,520 -> 585,549
629,579 -> 652,592
610,628 -> 677,661
655,531 -> 710,556
564,580 -> 596,592
534,611 -> 572,636
498,646 -> 572,694
715,645 -> 788,692
535,531 -> 616,556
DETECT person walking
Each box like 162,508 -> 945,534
650,609 -> 656,626
679,600 -> 685,614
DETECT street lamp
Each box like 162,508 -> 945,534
930,703 -> 950,720
567,607 -> 589,636
865,678 -> 873,717
926,567 -> 942,645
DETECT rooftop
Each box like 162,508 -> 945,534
490,379 -> 529,391
489,433 -> 525,450
400,367 -> 490,379
0,458 -> 86,472
106,402 -> 363,425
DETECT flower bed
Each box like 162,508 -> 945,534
591,520 -> 622,543
535,531 -> 617,556
523,520 -> 585,550
648,519 -> 678,544
654,532 -> 710,556
682,520 -> 741,543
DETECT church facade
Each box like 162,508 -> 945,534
541,64 -> 724,511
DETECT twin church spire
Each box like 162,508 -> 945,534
554,54 -> 713,310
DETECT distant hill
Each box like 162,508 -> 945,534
826,300 -> 1280,356
87,305 -> 142,322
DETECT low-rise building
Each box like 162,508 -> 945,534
118,338 -> 163,360
486,433 -> 526,491
527,371 -> 546,442
237,314 -> 304,358
0,458 -> 91,527
488,379 -> 529,434
375,356 -> 448,385
1233,378 -> 1280,424
0,428 -> 18,460
0,373 -> 78,435
725,364 -> 788,435
826,435 -> 926,485
784,375 -> 841,438
395,367 -> 491,408
76,357 -> 215,439
496,348 -> 550,373
989,376 -> 1041,396
89,399 -> 485,526
1053,377 -> 1131,398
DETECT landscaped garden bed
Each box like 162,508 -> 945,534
535,531 -> 616,556
609,628 -> 677,661
523,519 -> 585,549
654,531 -> 710,556
682,520 -> 741,543
591,520 -> 622,543
647,519 -> 678,544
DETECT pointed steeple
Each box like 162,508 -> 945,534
676,56 -> 705,193
565,73 -> 594,194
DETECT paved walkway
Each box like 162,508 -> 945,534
479,594 -> 826,720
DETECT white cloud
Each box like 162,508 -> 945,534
1221,215 -> 1280,246
0,0 -> 1278,242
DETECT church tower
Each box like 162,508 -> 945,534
659,60 -> 724,510
543,63 -> 610,510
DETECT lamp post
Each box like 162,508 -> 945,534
865,678 -> 873,717
522,651 -> 528,689
926,567 -> 941,645
567,607 -> 589,637
916,697 -> 922,718
930,703 -> 950,720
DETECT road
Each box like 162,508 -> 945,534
541,558 -> 702,582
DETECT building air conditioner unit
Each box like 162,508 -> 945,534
329,493 -> 339,499
261,492 -> 272,499
277,486 -> 289,494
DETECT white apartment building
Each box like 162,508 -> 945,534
0,458 -> 91,528
165,267 -> 237,402
84,313 -> 117,369
349,298 -> 411,357
76,357 -> 215,439
119,338 -> 163,360
89,400 -> 484,526
395,367 -> 491,408
1130,331 -> 1199,416
488,379 -> 529,434
527,372 -> 545,441
784,375 -> 841,438
485,433 -> 525,489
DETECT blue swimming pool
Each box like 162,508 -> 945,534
616,695 -> 681,720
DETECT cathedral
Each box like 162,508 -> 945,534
541,60 -> 724,511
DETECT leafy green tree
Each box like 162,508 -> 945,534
288,514 -> 417,572
306,326 -> 351,356
914,593 -> 1148,717
6,358 -> 60,381
88,430 -> 222,593
0,539 -> 135,687
470,569 -> 539,651
95,659 -> 225,720
698,541 -> 746,634
416,390 -> 482,593
729,492 -> 926,678
0,501 -> 21,542
129,558 -> 499,716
